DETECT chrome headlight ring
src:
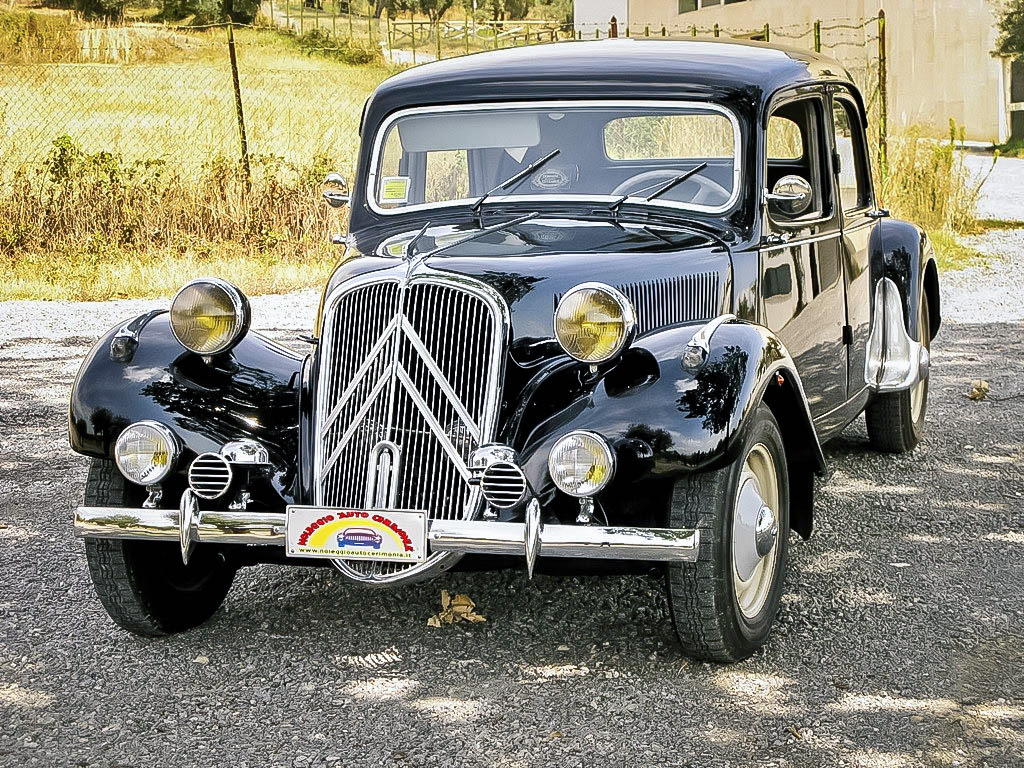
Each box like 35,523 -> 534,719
169,277 -> 251,357
554,282 -> 637,364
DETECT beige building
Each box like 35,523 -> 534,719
573,0 -> 1020,143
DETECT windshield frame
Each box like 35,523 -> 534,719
366,99 -> 743,218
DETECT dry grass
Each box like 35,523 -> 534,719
878,122 -> 994,270
0,137 -> 345,301
0,19 -> 388,301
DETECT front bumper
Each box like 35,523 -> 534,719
74,499 -> 700,573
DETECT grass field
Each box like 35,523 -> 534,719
0,8 -> 998,300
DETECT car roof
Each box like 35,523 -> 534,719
366,39 -> 857,120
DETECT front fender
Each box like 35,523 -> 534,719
516,321 -> 826,501
69,314 -> 304,501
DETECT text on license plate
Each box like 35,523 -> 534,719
285,506 -> 427,563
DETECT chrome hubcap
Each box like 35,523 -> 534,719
732,443 -> 780,619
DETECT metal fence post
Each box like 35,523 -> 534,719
299,0 -> 304,35
691,25 -> 696,37
813,19 -> 821,53
464,9 -> 470,54
348,1 -> 353,40
763,22 -> 769,43
877,9 -> 888,181
286,0 -> 290,31
332,0 -> 336,38
435,19 -> 442,59
609,16 -> 618,38
387,10 -> 393,62
226,20 -> 251,191
644,24 -> 649,37
411,12 -> 417,63
660,25 -> 666,37
713,23 -> 719,38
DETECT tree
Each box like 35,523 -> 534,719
72,0 -> 128,19
159,0 -> 261,24
417,0 -> 454,25
995,0 -> 1024,58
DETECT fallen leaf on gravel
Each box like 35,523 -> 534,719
193,656 -> 209,665
0,523 -> 7,530
788,725 -> 802,740
890,562 -> 911,568
557,644 -> 570,652
967,379 -> 990,401
547,731 -> 563,740
427,591 -> 485,626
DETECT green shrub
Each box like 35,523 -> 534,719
297,27 -> 383,65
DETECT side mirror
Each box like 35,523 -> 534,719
323,172 -> 350,209
766,175 -> 813,218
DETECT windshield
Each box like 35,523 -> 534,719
370,102 -> 741,215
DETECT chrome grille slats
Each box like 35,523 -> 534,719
188,453 -> 233,500
314,273 -> 505,583
480,462 -> 528,509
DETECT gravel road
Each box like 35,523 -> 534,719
2,307 -> 1023,766
2,161 -> 1023,766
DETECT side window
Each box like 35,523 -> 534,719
767,116 -> 803,160
831,99 -> 870,211
766,96 -> 831,222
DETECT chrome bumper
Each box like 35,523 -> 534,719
74,499 -> 700,574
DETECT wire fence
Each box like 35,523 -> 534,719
0,10 -> 889,185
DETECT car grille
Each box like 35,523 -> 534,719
315,275 -> 504,582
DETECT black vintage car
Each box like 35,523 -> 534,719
71,40 -> 939,662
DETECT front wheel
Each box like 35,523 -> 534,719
82,459 -> 236,637
665,404 -> 790,663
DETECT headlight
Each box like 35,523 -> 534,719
554,282 -> 635,363
114,421 -> 180,485
547,431 -> 615,497
170,278 -> 250,356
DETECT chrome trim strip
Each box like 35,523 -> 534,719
366,99 -> 743,218
761,230 -> 843,252
429,519 -> 700,563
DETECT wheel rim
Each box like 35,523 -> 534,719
910,300 -> 929,423
732,443 -> 780,620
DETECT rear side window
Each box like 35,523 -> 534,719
831,98 -> 871,211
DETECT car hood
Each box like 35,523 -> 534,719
329,218 -> 732,344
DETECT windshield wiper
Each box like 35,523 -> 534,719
410,212 -> 541,266
607,162 -> 711,220
471,149 -> 561,223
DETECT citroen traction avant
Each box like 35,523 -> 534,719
71,40 -> 939,662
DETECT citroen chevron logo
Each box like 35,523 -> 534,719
320,311 -> 479,485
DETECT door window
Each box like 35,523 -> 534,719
831,99 -> 870,212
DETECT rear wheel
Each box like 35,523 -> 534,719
866,298 -> 931,453
665,405 -> 790,663
83,459 -> 235,637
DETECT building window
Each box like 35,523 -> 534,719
678,0 -> 698,12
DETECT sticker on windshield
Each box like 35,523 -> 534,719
379,176 -> 410,204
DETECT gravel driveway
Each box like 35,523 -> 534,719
2,298 -> 1023,767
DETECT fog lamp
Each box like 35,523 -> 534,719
547,431 -> 615,497
114,421 -> 180,486
554,283 -> 635,364
170,278 -> 250,356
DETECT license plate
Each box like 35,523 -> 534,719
285,506 -> 427,563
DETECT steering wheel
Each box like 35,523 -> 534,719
611,169 -> 730,206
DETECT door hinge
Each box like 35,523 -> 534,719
842,325 -> 854,345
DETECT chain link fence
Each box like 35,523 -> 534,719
0,11 -> 889,183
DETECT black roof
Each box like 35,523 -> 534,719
365,39 -> 856,120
